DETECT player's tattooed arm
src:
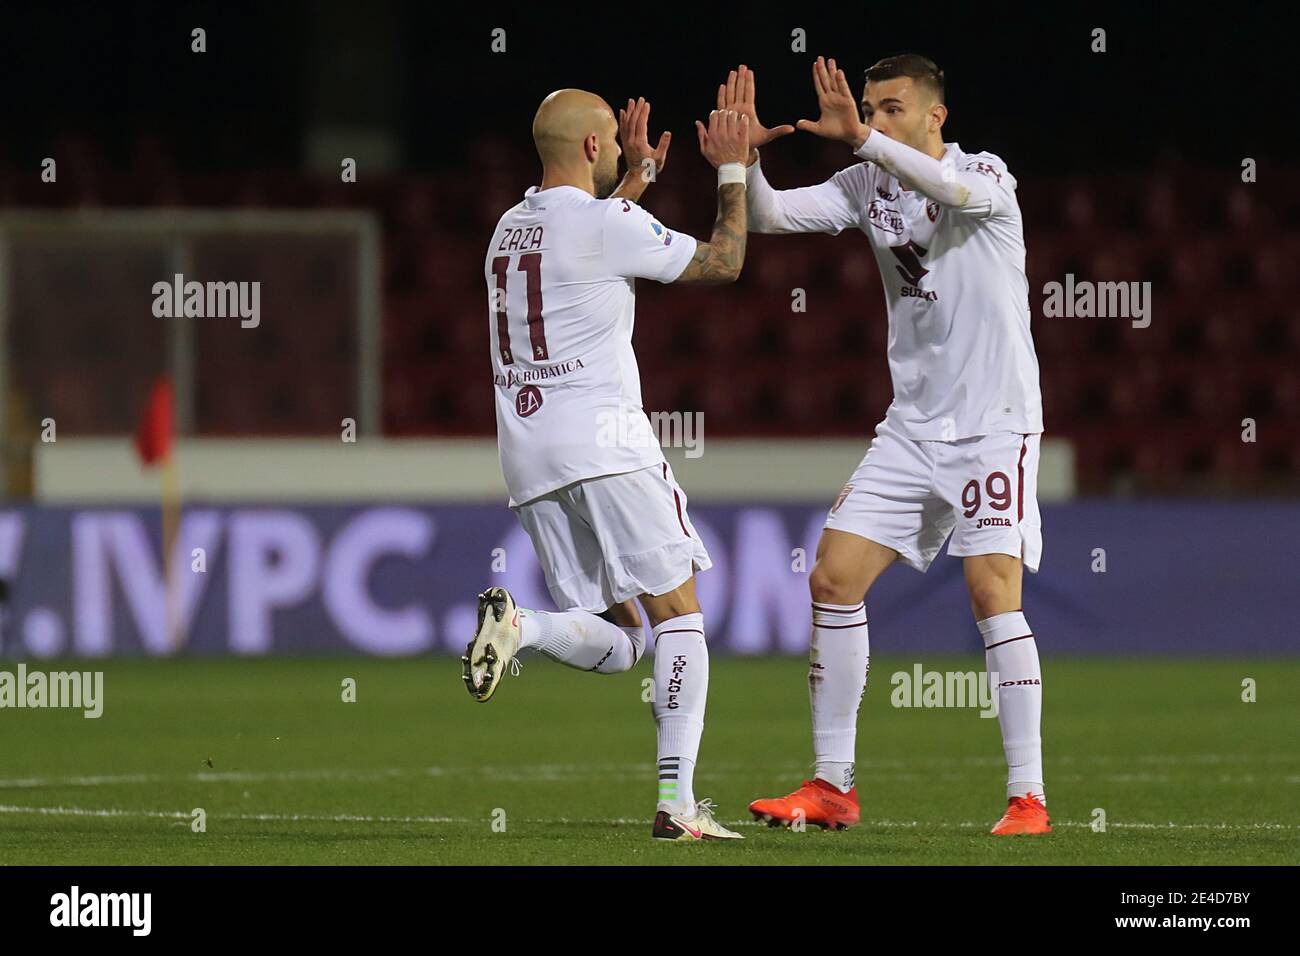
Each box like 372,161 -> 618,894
612,97 -> 670,203
675,109 -> 750,284
610,171 -> 648,203
674,182 -> 747,285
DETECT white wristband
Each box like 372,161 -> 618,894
718,163 -> 747,187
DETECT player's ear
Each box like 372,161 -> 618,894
930,102 -> 948,134
583,132 -> 599,164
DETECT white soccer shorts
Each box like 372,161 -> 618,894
825,418 -> 1043,573
512,462 -> 712,612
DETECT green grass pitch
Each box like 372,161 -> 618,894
2,656 -> 1296,865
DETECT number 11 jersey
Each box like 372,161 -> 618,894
485,185 -> 697,506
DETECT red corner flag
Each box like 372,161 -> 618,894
135,376 -> 175,466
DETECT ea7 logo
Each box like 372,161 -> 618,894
50,886 -> 151,936
976,517 -> 1012,528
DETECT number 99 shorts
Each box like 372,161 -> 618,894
824,418 -> 1042,573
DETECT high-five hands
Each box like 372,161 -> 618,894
619,97 -> 671,183
795,56 -> 871,149
717,65 -> 795,163
695,108 -> 751,169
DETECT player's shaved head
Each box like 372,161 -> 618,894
532,89 -> 621,198
533,89 -> 615,163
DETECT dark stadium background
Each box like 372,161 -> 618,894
3,2 -> 1296,495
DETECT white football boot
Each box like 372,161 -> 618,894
652,798 -> 744,842
461,587 -> 522,702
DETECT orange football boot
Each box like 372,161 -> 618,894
749,779 -> 860,830
990,794 -> 1052,835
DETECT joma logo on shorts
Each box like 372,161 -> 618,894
976,517 -> 1013,528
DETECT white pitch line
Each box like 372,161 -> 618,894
0,763 -> 812,790
0,804 -> 1296,831
0,804 -> 465,824
0,765 -> 658,789
0,768 -> 415,790
0,754 -> 1294,790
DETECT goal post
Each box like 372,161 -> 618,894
0,209 -> 382,492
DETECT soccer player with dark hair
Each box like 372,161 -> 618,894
721,56 -> 1050,835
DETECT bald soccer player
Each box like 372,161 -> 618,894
463,89 -> 751,841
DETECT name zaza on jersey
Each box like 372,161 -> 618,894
497,225 -> 545,251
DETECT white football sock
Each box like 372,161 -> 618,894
809,601 -> 870,793
652,614 -> 708,814
979,610 -> 1045,806
518,608 -> 644,673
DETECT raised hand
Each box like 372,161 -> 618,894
717,64 -> 795,151
695,109 -> 751,169
795,56 -> 870,148
619,96 -> 672,183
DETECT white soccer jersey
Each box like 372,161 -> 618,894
746,138 -> 1043,441
486,185 -> 698,506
